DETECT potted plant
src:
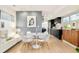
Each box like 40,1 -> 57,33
75,47 -> 79,53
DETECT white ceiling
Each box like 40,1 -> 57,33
0,5 -> 79,19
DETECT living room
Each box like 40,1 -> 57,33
0,5 -> 79,53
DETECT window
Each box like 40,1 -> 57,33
70,13 -> 79,21
1,11 -> 14,22
1,11 -> 7,20
62,17 -> 70,23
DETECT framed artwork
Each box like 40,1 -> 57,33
1,22 -> 4,28
27,16 -> 36,27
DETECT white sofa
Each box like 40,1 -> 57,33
0,38 -> 21,53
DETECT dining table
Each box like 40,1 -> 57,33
31,33 -> 42,49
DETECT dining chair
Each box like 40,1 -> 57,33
22,31 -> 33,48
38,32 -> 49,48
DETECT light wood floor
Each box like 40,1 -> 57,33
5,35 -> 77,53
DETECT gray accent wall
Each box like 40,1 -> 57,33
16,11 -> 43,35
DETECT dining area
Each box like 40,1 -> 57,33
20,31 -> 50,51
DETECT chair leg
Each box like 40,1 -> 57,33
23,42 -> 26,47
45,42 -> 49,49
27,42 -> 31,49
22,42 -> 27,52
28,43 -> 30,48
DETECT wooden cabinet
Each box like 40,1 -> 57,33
62,30 -> 79,47
71,30 -> 79,46
63,30 -> 71,42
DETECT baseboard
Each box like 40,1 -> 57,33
63,40 -> 77,48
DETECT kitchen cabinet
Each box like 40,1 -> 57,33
50,29 -> 62,39
49,17 -> 62,40
62,30 -> 79,47
71,30 -> 79,46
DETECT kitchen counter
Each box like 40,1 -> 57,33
50,29 -> 62,39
